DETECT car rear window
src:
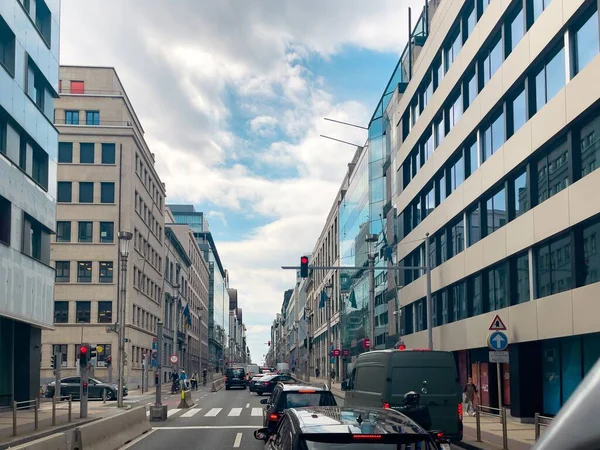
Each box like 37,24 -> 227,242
228,368 -> 245,377
283,392 -> 337,408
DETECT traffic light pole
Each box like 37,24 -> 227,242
117,255 -> 128,408
80,358 -> 88,418
54,351 -> 62,401
156,320 -> 163,406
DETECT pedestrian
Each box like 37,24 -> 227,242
202,368 -> 207,386
463,377 -> 478,415
191,372 -> 198,390
330,369 -> 336,383
171,372 -> 180,394
315,367 -> 320,378
180,370 -> 187,390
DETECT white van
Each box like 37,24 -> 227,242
246,364 -> 260,381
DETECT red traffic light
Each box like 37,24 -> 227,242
80,346 -> 88,354
83,382 -> 88,389
301,256 -> 308,264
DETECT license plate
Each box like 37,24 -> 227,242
440,444 -> 450,450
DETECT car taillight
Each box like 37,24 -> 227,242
458,402 -> 463,421
436,432 -> 444,439
269,413 -> 279,421
383,402 -> 390,409
263,382 -> 269,386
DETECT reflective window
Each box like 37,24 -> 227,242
482,110 -> 505,161
449,154 -> 465,194
452,281 -> 468,320
486,186 -> 507,236
423,132 -> 434,163
77,261 -> 92,283
80,143 -> 94,164
101,143 -> 116,164
583,220 -> 600,286
86,110 -> 100,126
482,34 -> 503,85
467,140 -> 479,176
97,301 -> 112,323
533,0 -> 552,22
435,117 -> 444,149
100,182 -> 115,203
508,4 -> 525,53
573,8 -> 599,75
429,234 -> 437,269
58,142 -> 73,163
423,77 -> 433,110
440,231 -> 448,264
465,1 -> 476,39
448,92 -> 463,131
465,70 -> 477,110
438,171 -> 447,204
54,301 -> 68,323
79,182 -> 94,203
512,252 -> 530,304
535,45 -> 565,113
580,114 -> 600,178
513,169 -> 529,218
468,205 -> 481,246
436,58 -> 444,88
449,218 -> 465,257
78,221 -> 93,243
76,301 -> 91,323
424,186 -> 435,217
536,234 -> 572,298
469,274 -> 483,316
481,0 -> 492,15
65,110 -> 79,125
55,261 -> 70,282
57,181 -> 72,203
537,140 -> 569,205
413,200 -> 422,228
100,222 -> 114,243
99,261 -> 113,283
411,101 -> 419,128
445,28 -> 462,72
56,221 -> 71,242
512,87 -> 527,135
0,15 -> 16,76
487,262 -> 509,311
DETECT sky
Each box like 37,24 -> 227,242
59,0 -> 423,365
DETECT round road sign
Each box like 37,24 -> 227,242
170,354 -> 179,364
96,345 -> 103,353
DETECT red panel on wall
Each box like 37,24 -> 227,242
502,364 -> 511,406
71,81 -> 84,94
479,363 -> 490,406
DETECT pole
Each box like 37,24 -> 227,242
117,255 -> 127,408
80,363 -> 88,418
306,311 -> 311,383
327,292 -> 331,389
156,320 -> 163,405
54,351 -> 62,402
173,290 -> 179,375
368,253 -> 375,351
497,362 -> 503,410
425,233 -> 433,350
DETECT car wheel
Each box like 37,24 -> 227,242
106,389 -> 116,401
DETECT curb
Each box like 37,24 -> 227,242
0,418 -> 98,450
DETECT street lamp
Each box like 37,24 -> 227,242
325,282 -> 333,388
117,231 -> 132,408
365,233 -> 378,351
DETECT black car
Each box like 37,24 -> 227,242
225,367 -> 247,390
249,375 -> 268,393
254,374 -> 297,395
45,376 -> 127,400
261,383 -> 337,434
255,406 -> 448,449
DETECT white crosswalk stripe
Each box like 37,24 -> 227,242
251,408 -> 262,416
228,408 -> 242,416
181,408 -> 202,418
205,408 -> 222,417
167,408 -> 179,417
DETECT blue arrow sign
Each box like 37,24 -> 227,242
488,331 -> 508,351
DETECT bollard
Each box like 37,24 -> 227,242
68,395 -> 72,422
535,412 -> 540,441
475,407 -> 482,442
34,397 -> 39,431
52,396 -> 56,426
501,407 -> 508,450
12,401 -> 17,437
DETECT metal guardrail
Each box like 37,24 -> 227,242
534,413 -> 553,441
11,396 -> 40,437
51,394 -> 73,426
475,405 -> 508,450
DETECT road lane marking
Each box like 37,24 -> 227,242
251,408 -> 262,416
245,403 -> 250,408
205,408 -> 222,417
120,429 -> 156,449
167,408 -> 179,417
154,426 -> 259,430
228,408 -> 242,416
233,432 -> 242,448
181,408 -> 202,418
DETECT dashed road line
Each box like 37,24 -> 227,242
205,408 -> 222,417
233,432 -> 242,448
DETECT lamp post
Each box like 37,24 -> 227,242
365,233 -> 379,351
325,282 -> 333,389
117,231 -> 132,408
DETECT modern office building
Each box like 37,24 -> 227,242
0,0 -> 60,404
384,0 -> 600,418
169,205 -> 229,373
42,66 -> 166,387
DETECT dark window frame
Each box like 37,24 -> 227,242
75,301 -> 91,323
58,142 -> 73,163
100,222 -> 114,243
77,261 -> 92,283
78,221 -> 93,243
57,181 -> 72,203
101,143 -> 116,164
100,182 -> 115,204
99,261 -> 113,283
53,301 -> 68,324
78,182 -> 94,203
55,261 -> 70,282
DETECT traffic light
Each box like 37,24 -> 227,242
79,345 -> 88,366
300,256 -> 309,278
106,355 -> 112,367
89,345 -> 97,359
82,381 -> 88,395
51,355 -> 56,370
267,340 -> 271,346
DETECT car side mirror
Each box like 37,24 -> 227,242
254,428 -> 269,441
341,381 -> 347,391
260,398 -> 268,405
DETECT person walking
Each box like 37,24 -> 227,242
463,377 -> 478,415
315,367 -> 320,378
190,372 -> 198,391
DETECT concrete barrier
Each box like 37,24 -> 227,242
7,432 -> 68,450
211,377 -> 226,392
72,406 -> 150,450
177,390 -> 194,409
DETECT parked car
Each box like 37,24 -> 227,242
254,373 -> 297,395
260,383 -> 337,434
225,367 -> 247,390
343,348 -> 463,442
45,376 -> 127,401
254,406 -> 448,449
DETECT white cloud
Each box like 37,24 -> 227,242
206,211 -> 228,227
59,0 -> 424,364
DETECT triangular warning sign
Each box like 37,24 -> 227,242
489,314 -> 507,331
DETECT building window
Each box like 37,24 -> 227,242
449,154 -> 465,194
65,110 -> 79,125
57,181 -> 72,203
445,27 -> 462,73
0,195 -> 10,246
434,117 -> 444,149
77,261 -> 92,283
424,185 -> 435,218
100,222 -> 114,243
0,15 -> 16,76
512,252 -> 530,304
486,186 -> 507,236
573,6 -> 599,75
536,234 -> 572,298
79,143 -> 94,164
422,76 -> 433,110
54,301 -> 68,323
26,59 -> 47,112
70,80 -> 84,94
465,69 -> 477,110
97,344 -> 112,366
465,0 -> 476,39
423,132 -> 434,164
511,86 -> 527,136
34,0 -> 52,45
481,33 -> 502,86
536,140 -> 569,205
487,262 -> 509,311
532,0 -> 552,23
78,221 -> 93,243
437,171 -> 447,204
580,114 -> 600,178
53,345 -> 67,367
58,142 -> 73,163
469,274 -> 483,316
452,281 -> 468,320
449,218 -> 465,258
535,44 -> 566,114
79,182 -> 94,203
98,301 -> 112,323
100,182 -> 115,203
86,111 -> 100,126
99,261 -> 113,283
467,139 -> 479,176
507,3 -> 525,54
448,91 -> 463,131
56,221 -> 71,242
512,169 -> 529,218
55,261 -> 70,282
76,301 -> 91,323
22,214 -> 49,264
467,204 -> 481,246
482,110 -> 505,162
582,220 -> 600,286
101,143 -> 116,164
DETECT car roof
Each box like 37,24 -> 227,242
279,383 -> 328,392
288,406 -> 428,435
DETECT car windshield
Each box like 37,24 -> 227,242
284,392 -> 337,408
228,369 -> 244,377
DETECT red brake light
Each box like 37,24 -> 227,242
353,435 -> 382,440
398,344 -> 406,350
458,402 -> 463,421
436,432 -> 444,439
383,402 -> 390,409
83,382 -> 88,389
269,414 -> 279,421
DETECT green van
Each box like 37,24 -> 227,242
342,349 -> 463,442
